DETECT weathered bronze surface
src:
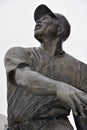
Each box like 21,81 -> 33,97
4,4 -> 87,130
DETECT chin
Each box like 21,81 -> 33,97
34,32 -> 43,43
34,33 -> 42,43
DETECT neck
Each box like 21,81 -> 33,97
54,39 -> 64,56
40,37 -> 64,57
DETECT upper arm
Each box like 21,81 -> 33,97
4,47 -> 32,85
15,65 -> 32,86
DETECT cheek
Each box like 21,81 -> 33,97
46,25 -> 58,35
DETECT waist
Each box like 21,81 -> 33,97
8,115 -> 68,130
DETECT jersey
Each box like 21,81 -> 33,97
4,46 -> 87,126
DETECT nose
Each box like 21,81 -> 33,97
36,19 -> 41,24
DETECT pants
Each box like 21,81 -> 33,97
8,117 -> 74,130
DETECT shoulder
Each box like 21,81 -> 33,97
4,46 -> 40,65
64,53 -> 80,63
4,47 -> 36,72
65,53 -> 87,66
4,47 -> 34,66
5,46 -> 39,56
5,47 -> 26,57
4,46 -> 34,59
64,53 -> 87,74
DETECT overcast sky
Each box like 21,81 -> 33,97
0,0 -> 87,129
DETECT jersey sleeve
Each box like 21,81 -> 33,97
4,47 -> 32,84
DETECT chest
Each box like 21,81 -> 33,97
34,54 -> 80,87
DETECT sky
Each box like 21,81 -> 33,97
0,0 -> 87,129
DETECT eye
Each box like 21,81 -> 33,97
41,15 -> 50,21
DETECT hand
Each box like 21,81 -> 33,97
56,82 -> 87,117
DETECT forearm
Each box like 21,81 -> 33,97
15,66 -> 58,95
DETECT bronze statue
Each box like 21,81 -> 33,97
4,4 -> 87,130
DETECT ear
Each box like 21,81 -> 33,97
57,25 -> 64,35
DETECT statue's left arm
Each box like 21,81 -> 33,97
78,62 -> 87,93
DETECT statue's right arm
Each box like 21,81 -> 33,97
15,66 -> 58,96
15,66 -> 87,117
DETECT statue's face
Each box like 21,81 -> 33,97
34,15 -> 59,42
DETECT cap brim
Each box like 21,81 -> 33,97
34,4 -> 57,22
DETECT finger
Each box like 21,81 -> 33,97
77,92 -> 87,106
75,101 -> 85,117
69,99 -> 78,116
70,95 -> 85,117
75,97 -> 86,117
